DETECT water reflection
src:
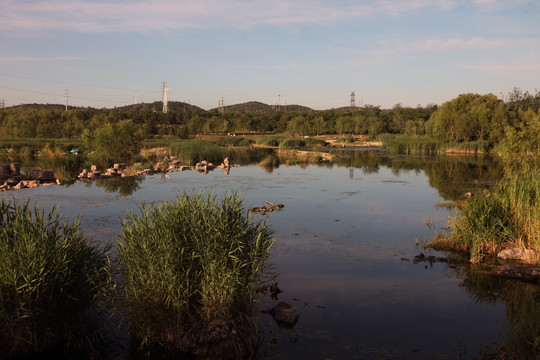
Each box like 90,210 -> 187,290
445,262 -> 540,358
91,177 -> 142,196
3,150 -> 533,360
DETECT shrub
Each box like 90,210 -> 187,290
169,140 -> 228,165
0,200 -> 113,357
118,191 -> 274,356
280,138 -> 306,149
256,136 -> 285,147
40,154 -> 86,184
218,137 -> 253,147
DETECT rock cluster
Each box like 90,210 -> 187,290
0,163 -> 57,191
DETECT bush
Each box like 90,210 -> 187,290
39,154 -> 86,184
218,137 -> 253,147
305,138 -> 328,147
169,140 -> 228,165
256,136 -> 285,147
280,138 -> 307,149
118,191 -> 273,356
0,200 -> 113,357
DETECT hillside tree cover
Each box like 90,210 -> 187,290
0,89 -> 539,152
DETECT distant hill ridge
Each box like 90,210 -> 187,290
6,101 -> 364,114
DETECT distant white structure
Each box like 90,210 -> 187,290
162,82 -> 168,113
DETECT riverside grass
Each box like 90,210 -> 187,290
433,168 -> 540,262
0,200 -> 113,357
168,139 -> 228,166
117,191 -> 274,356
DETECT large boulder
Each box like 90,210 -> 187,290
497,248 -> 538,263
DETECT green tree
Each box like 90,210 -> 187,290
83,119 -> 143,168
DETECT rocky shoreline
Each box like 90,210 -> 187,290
0,156 -> 231,192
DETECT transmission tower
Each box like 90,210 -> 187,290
134,94 -> 139,105
0,99 -> 5,110
218,97 -> 225,113
350,91 -> 356,109
162,82 -> 168,113
64,88 -> 69,111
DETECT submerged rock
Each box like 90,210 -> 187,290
269,302 -> 300,328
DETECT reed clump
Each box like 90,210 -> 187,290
255,136 -> 285,147
434,168 -> 540,262
117,191 -> 274,357
378,134 -> 439,155
218,137 -> 253,147
279,138 -> 306,149
0,200 -> 113,357
39,153 -> 86,184
168,140 -> 228,165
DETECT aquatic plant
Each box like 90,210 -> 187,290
377,134 -> 439,155
218,136 -> 254,147
117,191 -> 274,356
256,136 -> 284,147
279,138 -> 306,149
39,153 -> 86,184
0,200 -> 113,357
437,168 -> 540,262
168,139 -> 228,165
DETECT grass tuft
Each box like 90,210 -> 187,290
0,200 -> 113,357
117,191 -> 274,356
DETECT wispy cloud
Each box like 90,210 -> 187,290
0,0 -> 467,35
424,37 -> 504,51
461,62 -> 540,74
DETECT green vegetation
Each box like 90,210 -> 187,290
0,200 -> 113,357
40,153 -> 86,184
256,135 -> 285,147
258,153 -> 280,172
168,139 -> 227,165
82,119 -> 143,169
432,169 -> 540,262
117,191 -> 273,356
377,134 -> 439,155
217,136 -> 253,147
280,138 -> 307,149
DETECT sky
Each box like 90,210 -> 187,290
0,0 -> 539,110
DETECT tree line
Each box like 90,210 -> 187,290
1,88 -> 539,148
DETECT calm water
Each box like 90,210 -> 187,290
4,150 -> 536,359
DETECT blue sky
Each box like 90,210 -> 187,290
1,0 -> 539,110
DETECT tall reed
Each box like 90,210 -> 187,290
39,153 -> 86,184
447,168 -> 540,262
168,139 -> 228,165
0,200 -> 113,357
117,191 -> 273,355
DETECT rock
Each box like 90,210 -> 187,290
13,181 -> 26,190
88,171 -> 100,180
78,169 -> 89,179
22,180 -> 39,188
0,164 -> 12,179
91,165 -> 99,172
269,302 -> 300,328
497,248 -> 538,263
9,162 -> 20,176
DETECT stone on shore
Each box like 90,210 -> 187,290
497,248 -> 538,263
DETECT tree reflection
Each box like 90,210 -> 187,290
447,262 -> 540,358
94,177 -> 142,196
